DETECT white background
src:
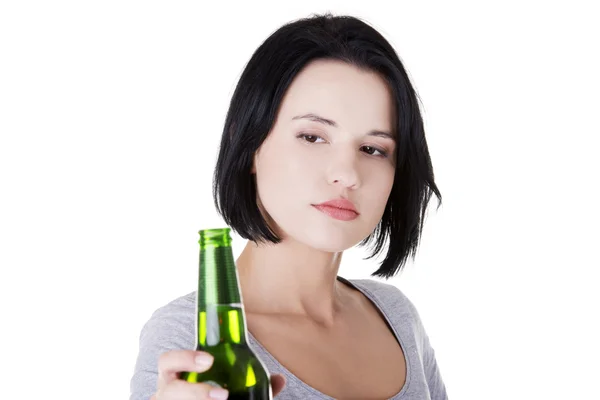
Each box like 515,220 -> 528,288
1,1 -> 598,399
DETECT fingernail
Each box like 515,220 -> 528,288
209,388 -> 229,399
195,353 -> 213,367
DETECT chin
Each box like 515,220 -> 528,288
295,224 -> 368,253
266,207 -> 373,252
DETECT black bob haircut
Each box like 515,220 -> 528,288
213,12 -> 442,279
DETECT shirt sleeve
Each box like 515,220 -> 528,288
422,332 -> 448,400
401,288 -> 448,400
129,306 -> 194,400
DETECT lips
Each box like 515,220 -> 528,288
314,198 -> 358,213
312,198 -> 359,221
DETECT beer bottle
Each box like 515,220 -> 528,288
178,228 -> 272,399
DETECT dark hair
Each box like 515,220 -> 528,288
213,12 -> 442,279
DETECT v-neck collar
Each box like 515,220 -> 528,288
246,276 -> 412,399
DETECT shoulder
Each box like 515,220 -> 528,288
149,291 -> 196,320
346,278 -> 426,336
346,278 -> 417,312
138,291 -> 197,344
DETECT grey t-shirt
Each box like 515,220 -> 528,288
130,277 -> 448,399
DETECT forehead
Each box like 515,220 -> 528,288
277,59 -> 395,132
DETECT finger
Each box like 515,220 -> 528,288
157,379 -> 229,400
271,374 -> 287,396
156,350 -> 214,389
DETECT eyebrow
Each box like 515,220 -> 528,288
292,113 -> 396,142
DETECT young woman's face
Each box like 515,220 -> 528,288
252,59 -> 397,252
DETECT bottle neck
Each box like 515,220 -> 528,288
197,238 -> 248,347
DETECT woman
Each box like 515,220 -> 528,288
131,12 -> 447,400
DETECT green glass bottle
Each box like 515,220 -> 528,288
178,228 -> 272,400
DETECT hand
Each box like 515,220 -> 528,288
150,349 -> 286,399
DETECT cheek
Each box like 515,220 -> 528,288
255,151 -> 313,213
364,168 -> 395,212
259,155 -> 303,189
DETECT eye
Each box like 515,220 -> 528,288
297,133 -> 326,143
361,145 -> 388,158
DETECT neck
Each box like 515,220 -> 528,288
236,238 -> 348,326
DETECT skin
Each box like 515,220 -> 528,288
153,58 -> 402,400
239,58 -> 397,324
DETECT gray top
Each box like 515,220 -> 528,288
130,277 -> 448,399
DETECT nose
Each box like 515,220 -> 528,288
326,149 -> 361,190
